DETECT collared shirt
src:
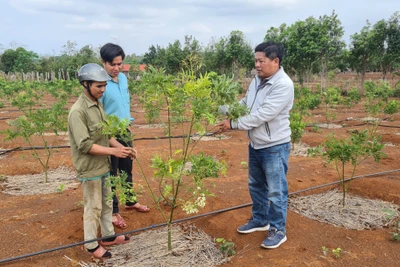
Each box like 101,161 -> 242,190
100,72 -> 133,122
68,92 -> 111,179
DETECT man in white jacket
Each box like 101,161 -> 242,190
217,41 -> 294,249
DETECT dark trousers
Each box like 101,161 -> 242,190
111,129 -> 136,214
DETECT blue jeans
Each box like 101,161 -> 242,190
248,142 -> 290,233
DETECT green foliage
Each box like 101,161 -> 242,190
56,184 -> 65,194
1,47 -> 39,73
332,248 -> 342,259
321,87 -> 341,124
293,86 -> 321,115
364,81 -> 399,134
265,11 -> 345,85
311,124 -> 322,133
240,161 -> 248,168
208,72 -> 249,120
343,88 -> 362,108
215,238 -> 236,256
210,74 -> 243,105
203,31 -> 253,75
111,70 -> 234,251
384,209 -> 400,241
308,130 -> 385,206
105,171 -> 137,204
227,101 -> 250,121
3,98 -> 68,183
327,70 -> 336,80
0,174 -> 6,182
290,112 -> 307,145
142,35 -> 203,75
189,152 -> 227,182
101,114 -> 132,143
390,220 -> 400,241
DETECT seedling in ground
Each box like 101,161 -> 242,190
56,184 -> 65,194
332,247 -> 342,258
102,68 -> 249,251
321,246 -> 329,256
384,209 -> 400,241
240,161 -> 248,168
215,237 -> 236,256
308,130 -> 385,206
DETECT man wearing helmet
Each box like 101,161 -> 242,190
68,63 -> 134,260
99,43 -> 150,231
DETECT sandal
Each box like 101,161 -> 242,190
100,235 -> 130,246
125,203 -> 150,213
112,213 -> 127,229
83,245 -> 111,261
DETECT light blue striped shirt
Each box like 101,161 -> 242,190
100,73 -> 134,122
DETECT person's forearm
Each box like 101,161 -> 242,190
88,143 -> 116,156
109,137 -> 124,148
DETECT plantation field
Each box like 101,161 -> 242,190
1,73 -> 400,266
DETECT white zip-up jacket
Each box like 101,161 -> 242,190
231,67 -> 294,149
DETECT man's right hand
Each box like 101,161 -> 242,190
113,146 -> 135,158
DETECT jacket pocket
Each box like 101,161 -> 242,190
265,123 -> 271,140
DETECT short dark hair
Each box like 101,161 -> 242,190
100,43 -> 125,63
255,41 -> 284,66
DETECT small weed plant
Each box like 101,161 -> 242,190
56,184 -> 65,194
321,246 -> 329,256
215,238 -> 236,256
384,209 -> 400,241
332,247 -> 342,259
240,161 -> 248,168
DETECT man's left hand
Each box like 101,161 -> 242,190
216,120 -> 231,132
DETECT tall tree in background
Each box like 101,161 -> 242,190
285,17 -> 320,84
181,35 -> 204,75
1,47 -> 38,73
264,11 -> 345,88
317,10 -> 345,90
370,19 -> 387,77
385,12 -> 400,79
349,22 -> 375,94
165,40 -> 186,74
142,44 -> 167,70
203,31 -> 253,76
224,30 -> 254,76
203,37 -> 226,73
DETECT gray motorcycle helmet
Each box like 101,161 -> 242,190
78,63 -> 111,83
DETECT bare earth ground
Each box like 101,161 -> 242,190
1,75 -> 400,266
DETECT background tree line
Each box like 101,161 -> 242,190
1,10 -> 399,88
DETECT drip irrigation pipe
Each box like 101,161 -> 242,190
0,132 -> 220,156
1,168 -> 400,265
0,146 -> 70,156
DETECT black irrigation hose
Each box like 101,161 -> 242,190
1,168 -> 400,265
0,132 -> 221,156
288,168 -> 400,196
0,203 -> 251,265
0,146 -> 70,156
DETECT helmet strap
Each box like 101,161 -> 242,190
81,81 -> 96,100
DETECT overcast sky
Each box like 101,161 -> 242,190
0,0 -> 398,56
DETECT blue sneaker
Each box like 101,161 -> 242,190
237,218 -> 270,234
261,228 -> 287,249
